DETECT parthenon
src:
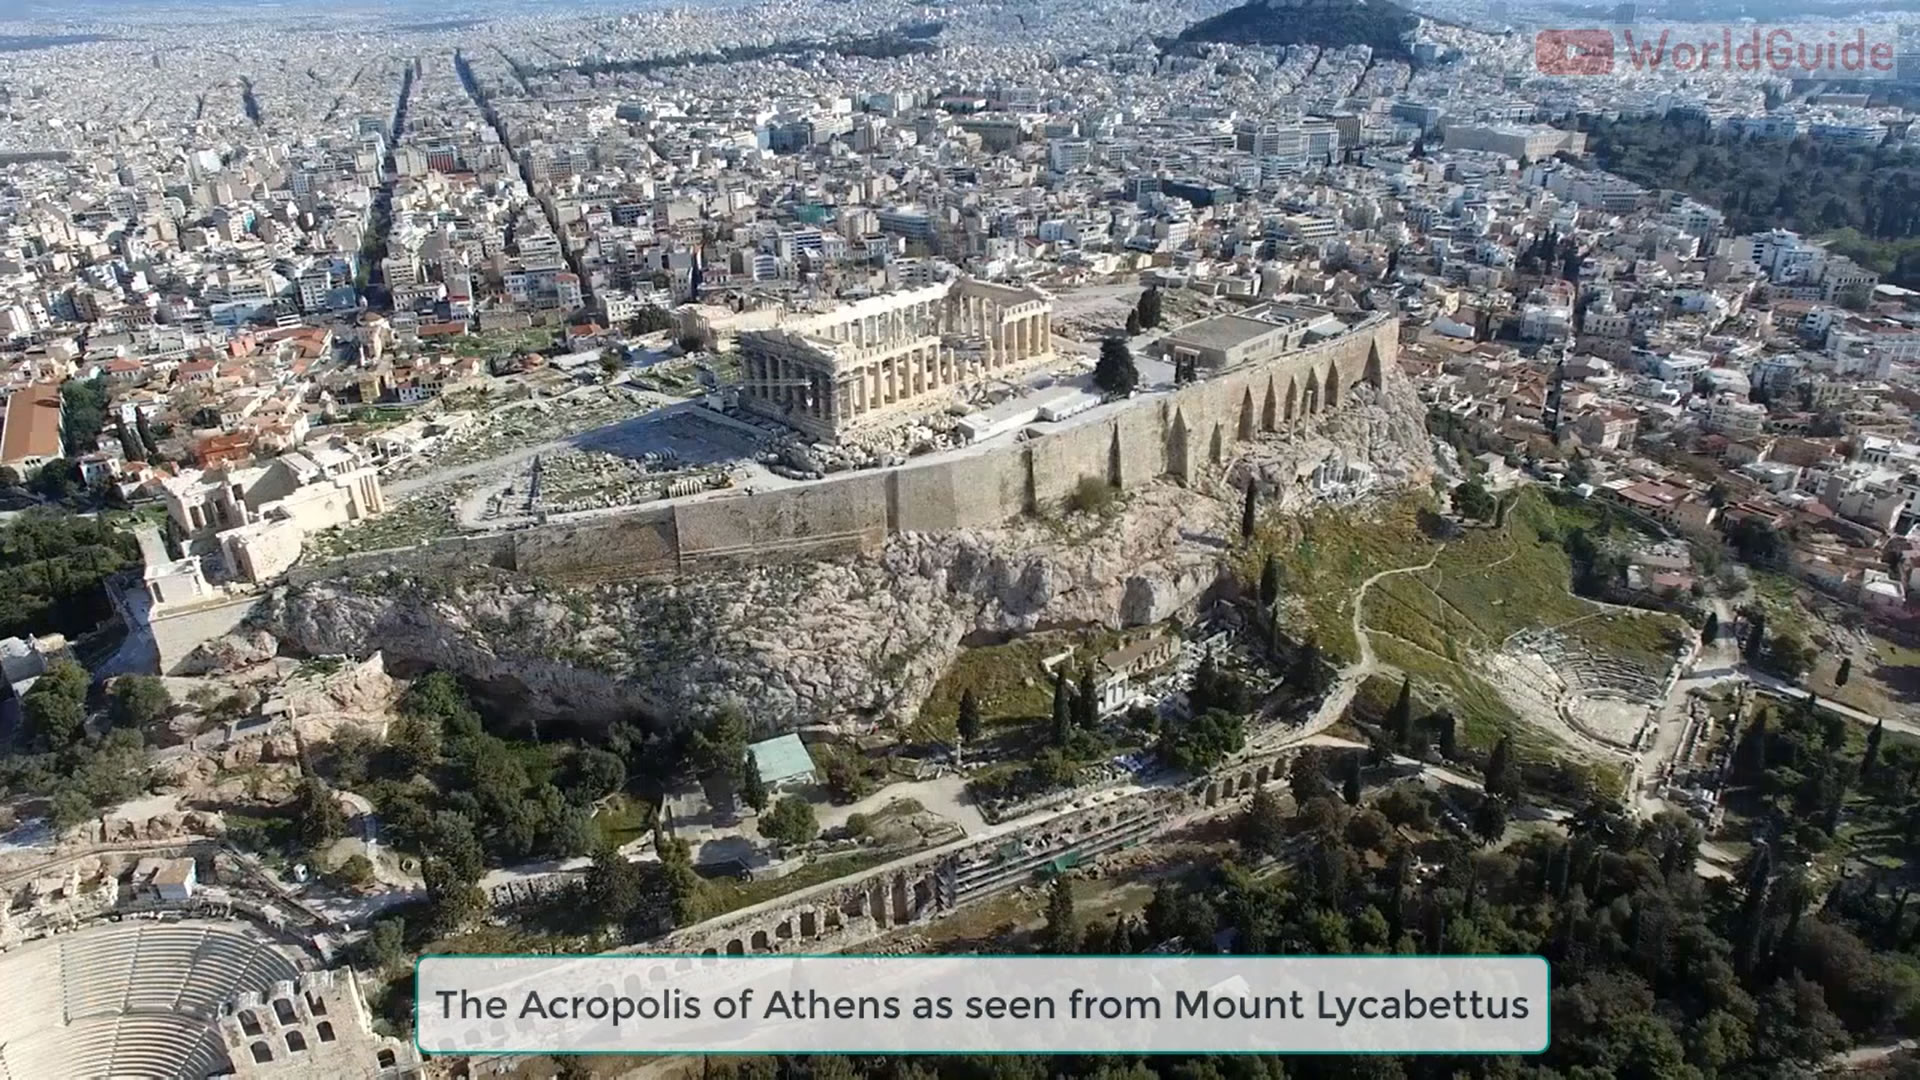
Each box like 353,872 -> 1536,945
737,278 -> 1055,441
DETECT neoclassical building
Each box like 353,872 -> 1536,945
737,278 -> 1054,441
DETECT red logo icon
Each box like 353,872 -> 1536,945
1536,29 -> 1615,74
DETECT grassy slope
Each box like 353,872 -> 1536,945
1246,495 -> 1438,664
1360,491 -> 1684,778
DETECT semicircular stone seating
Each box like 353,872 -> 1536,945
0,920 -> 303,1080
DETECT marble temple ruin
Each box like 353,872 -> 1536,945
737,278 -> 1055,441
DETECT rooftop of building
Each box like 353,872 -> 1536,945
0,381 -> 62,465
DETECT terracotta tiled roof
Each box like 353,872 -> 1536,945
0,381 -> 63,464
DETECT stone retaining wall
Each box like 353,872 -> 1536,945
293,318 -> 1397,585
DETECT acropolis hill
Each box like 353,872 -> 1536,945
231,311 -> 1434,733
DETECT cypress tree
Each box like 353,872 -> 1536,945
1240,481 -> 1258,541
1388,677 -> 1413,749
1744,610 -> 1768,664
1433,708 -> 1458,759
1343,755 -> 1363,806
1043,876 -> 1078,953
956,687 -> 982,746
1259,553 -> 1282,608
1051,669 -> 1072,747
1735,846 -> 1773,975
740,751 -> 768,813
1837,657 -> 1853,686
1735,708 -> 1770,780
1865,719 -> 1886,780
1485,734 -> 1516,800
1076,665 -> 1099,729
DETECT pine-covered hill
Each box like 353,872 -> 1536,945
1174,0 -> 1423,65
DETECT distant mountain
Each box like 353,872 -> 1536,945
1174,0 -> 1423,64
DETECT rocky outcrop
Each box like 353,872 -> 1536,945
253,376 -> 1434,736
175,629 -> 279,675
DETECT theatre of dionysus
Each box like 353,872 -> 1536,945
736,278 -> 1055,441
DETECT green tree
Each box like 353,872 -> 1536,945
331,853 -> 375,889
1291,638 -> 1326,695
1157,708 -> 1244,772
1472,794 -> 1508,845
1042,876 -> 1078,953
423,859 -> 487,936
690,707 -> 751,789
1743,610 -> 1768,664
1485,734 -> 1517,801
1258,553 -> 1282,608
293,777 -> 347,849
1093,337 -> 1138,398
50,788 -> 96,830
23,659 -> 89,752
1387,676 -> 1413,749
759,797 -> 818,848
740,751 -> 768,813
1836,656 -> 1853,686
107,675 -> 172,730
1240,481 -> 1258,541
656,834 -> 706,926
30,458 -> 80,502
1343,756 -> 1364,806
386,713 -> 441,776
326,727 -> 374,787
1075,665 -> 1099,730
352,916 -> 408,971
1431,708 -> 1458,759
1734,707 -> 1771,781
425,810 -> 485,884
1290,747 -> 1326,807
59,376 -> 109,452
135,411 -> 160,458
1238,786 -> 1288,860
1453,478 -> 1496,521
956,688 -> 982,746
1125,310 -> 1142,336
1702,610 -> 1720,646
563,748 -> 626,805
585,843 -> 644,926
1050,669 -> 1073,747
1863,720 -> 1885,780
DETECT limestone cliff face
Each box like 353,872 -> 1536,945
254,374 -> 1433,735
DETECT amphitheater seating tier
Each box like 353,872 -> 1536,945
0,945 -> 59,1036
0,920 -> 304,1080
61,932 -> 139,1020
